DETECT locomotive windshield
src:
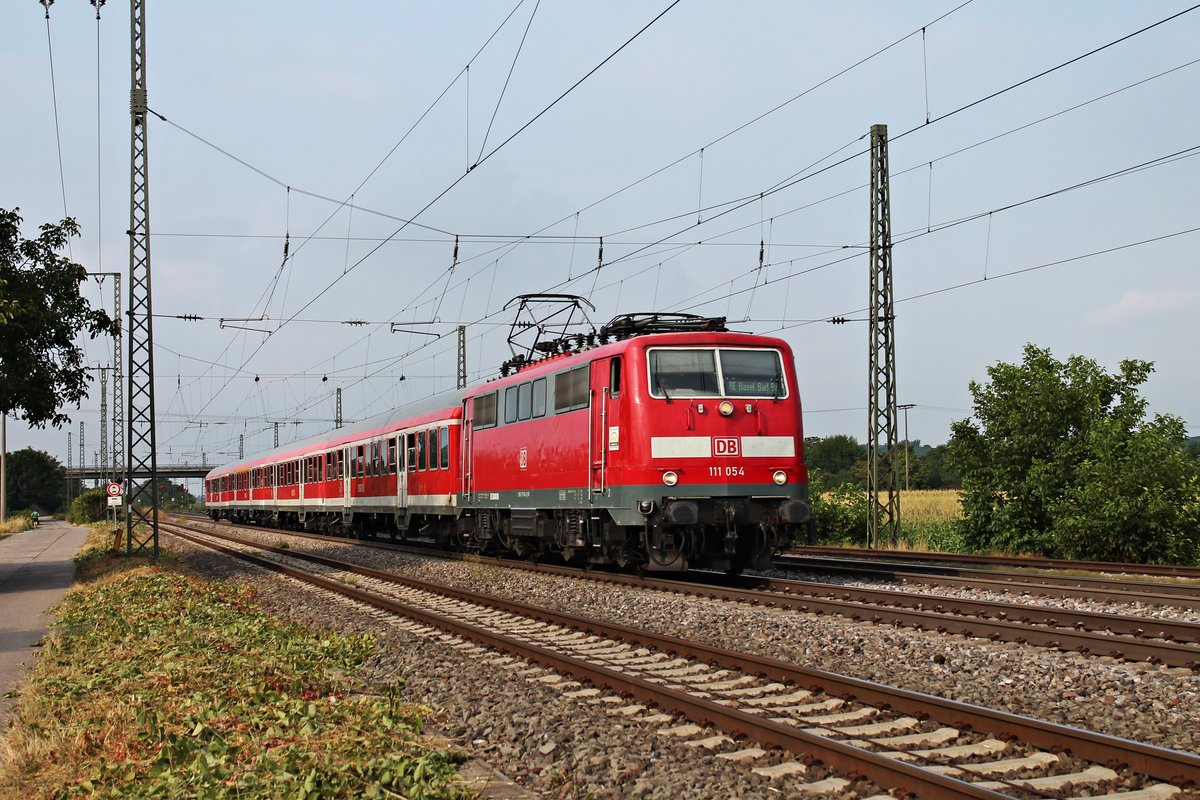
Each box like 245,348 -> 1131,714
648,347 -> 787,399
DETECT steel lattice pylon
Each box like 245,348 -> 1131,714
126,0 -> 159,556
867,124 -> 900,549
99,367 -> 108,483
110,275 -> 124,495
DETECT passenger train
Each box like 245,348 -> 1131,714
205,313 -> 810,573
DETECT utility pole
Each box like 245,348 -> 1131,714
274,422 -> 280,448
457,325 -> 467,389
335,388 -> 343,429
126,0 -> 159,556
899,403 -> 915,492
67,430 -> 73,505
1,415 -> 5,522
80,422 -> 85,489
239,434 -> 244,460
866,123 -> 900,549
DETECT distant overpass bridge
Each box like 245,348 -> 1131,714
66,464 -> 211,482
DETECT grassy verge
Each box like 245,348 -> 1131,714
0,527 -> 473,799
0,515 -> 34,541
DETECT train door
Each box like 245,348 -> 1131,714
461,398 -> 474,502
395,434 -> 408,511
590,356 -> 622,495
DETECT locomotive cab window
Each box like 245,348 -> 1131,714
721,349 -> 786,397
609,357 -> 622,397
647,348 -> 787,399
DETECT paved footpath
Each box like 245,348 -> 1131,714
0,521 -> 90,732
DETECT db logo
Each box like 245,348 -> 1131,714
519,448 -> 528,470
713,437 -> 739,457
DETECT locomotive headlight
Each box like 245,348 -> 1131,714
718,400 -> 735,416
662,471 -> 679,486
772,470 -> 787,485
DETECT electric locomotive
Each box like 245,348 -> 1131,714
205,307 -> 810,574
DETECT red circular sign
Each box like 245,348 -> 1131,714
106,482 -> 123,497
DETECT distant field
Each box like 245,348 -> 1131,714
902,490 -> 962,521
897,489 -> 963,552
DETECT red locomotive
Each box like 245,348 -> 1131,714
206,304 -> 810,573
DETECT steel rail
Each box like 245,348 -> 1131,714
792,546 -> 1200,580
167,525 -> 1007,799
776,554 -> 1200,608
167,522 -> 1200,789
187,520 -> 1200,664
723,574 -> 1200,645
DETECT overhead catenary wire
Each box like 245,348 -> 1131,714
189,1 -> 683,418
40,1 -> 71,258
136,4 -> 1195,455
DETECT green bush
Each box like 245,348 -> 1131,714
809,471 -> 869,545
67,487 -> 109,524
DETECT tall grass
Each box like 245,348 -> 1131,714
0,515 -> 34,538
898,489 -> 964,552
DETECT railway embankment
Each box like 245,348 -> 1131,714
0,526 -> 474,799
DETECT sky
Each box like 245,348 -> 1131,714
4,1 -> 1199,495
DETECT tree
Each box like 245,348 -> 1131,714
910,444 -> 960,490
805,434 -> 866,488
0,208 -> 117,428
948,344 -> 1200,564
4,447 -> 67,512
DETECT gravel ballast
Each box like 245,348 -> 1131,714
170,526 -> 1200,798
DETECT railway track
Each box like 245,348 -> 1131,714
775,553 -> 1200,609
184,517 -> 1200,668
164,521 -> 1199,799
791,547 -> 1200,581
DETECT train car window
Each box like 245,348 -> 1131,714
388,438 -> 397,474
504,385 -> 519,424
356,445 -> 365,478
648,349 -> 719,397
532,378 -> 547,418
610,357 -> 622,397
417,430 -> 427,471
554,365 -> 590,412
474,392 -> 498,428
517,382 -> 532,421
370,442 -> 379,477
719,349 -> 786,398
439,426 -> 450,469
406,433 -> 416,471
337,449 -> 346,479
